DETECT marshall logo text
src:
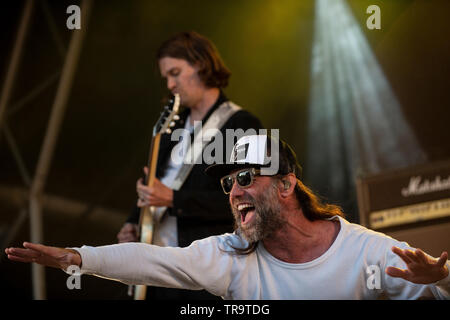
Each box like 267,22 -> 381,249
401,175 -> 450,197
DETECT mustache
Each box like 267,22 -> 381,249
231,194 -> 255,208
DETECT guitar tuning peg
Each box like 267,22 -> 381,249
173,115 -> 180,120
169,121 -> 176,127
166,128 -> 172,134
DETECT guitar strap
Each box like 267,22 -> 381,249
153,101 -> 241,222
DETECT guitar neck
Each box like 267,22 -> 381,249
133,94 -> 179,301
137,132 -> 161,242
146,133 -> 161,187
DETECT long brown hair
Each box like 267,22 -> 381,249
156,31 -> 231,88
294,179 -> 345,221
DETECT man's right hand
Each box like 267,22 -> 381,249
117,223 -> 139,243
5,242 -> 81,271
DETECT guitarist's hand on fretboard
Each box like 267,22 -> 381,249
136,166 -> 174,208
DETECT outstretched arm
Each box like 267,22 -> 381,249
5,242 -> 82,271
386,246 -> 449,284
6,239 -> 233,297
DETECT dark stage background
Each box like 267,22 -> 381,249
0,0 -> 449,299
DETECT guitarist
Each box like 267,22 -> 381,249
116,31 -> 264,300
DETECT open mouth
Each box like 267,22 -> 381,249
237,203 -> 256,224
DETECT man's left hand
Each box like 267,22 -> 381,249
386,246 -> 449,284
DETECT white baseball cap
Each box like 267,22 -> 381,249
205,134 -> 302,179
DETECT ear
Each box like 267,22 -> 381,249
279,173 -> 297,198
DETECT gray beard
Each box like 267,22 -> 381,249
232,186 -> 285,243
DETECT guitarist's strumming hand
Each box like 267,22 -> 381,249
137,166 -> 174,208
117,223 -> 139,243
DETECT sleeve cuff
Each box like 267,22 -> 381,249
68,246 -> 99,275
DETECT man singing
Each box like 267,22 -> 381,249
5,134 -> 449,299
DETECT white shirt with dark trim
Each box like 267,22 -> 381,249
73,216 -> 450,299
152,115 -> 196,247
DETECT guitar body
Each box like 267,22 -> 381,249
131,94 -> 180,300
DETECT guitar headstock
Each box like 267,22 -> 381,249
153,93 -> 181,136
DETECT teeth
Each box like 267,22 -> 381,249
237,203 -> 254,211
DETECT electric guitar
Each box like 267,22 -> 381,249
133,93 -> 180,300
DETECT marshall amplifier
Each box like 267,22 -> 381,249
356,159 -> 450,257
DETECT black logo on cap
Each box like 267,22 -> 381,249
233,142 -> 249,162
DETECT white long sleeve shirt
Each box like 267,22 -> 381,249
73,216 -> 450,299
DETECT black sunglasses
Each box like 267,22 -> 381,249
220,168 -> 262,194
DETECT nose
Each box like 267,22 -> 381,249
167,77 -> 176,91
229,179 -> 245,199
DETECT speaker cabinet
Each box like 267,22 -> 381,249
356,159 -> 450,257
